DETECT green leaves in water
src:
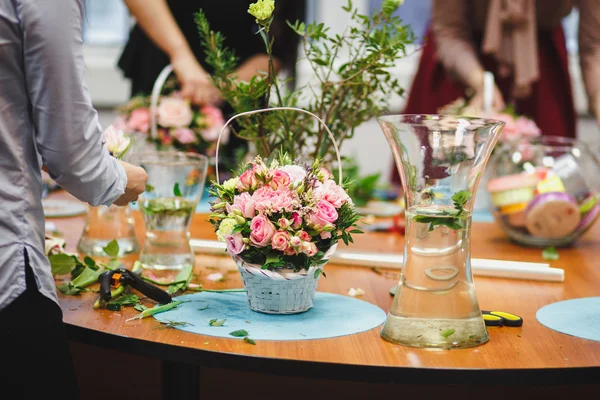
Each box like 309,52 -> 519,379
140,197 -> 194,217
452,190 -> 472,216
413,190 -> 472,232
440,328 -> 455,339
173,182 -> 182,197
209,319 -> 226,327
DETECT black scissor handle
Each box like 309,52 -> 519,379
118,268 -> 172,304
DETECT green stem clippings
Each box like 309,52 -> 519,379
125,300 -> 184,322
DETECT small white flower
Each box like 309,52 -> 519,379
347,288 -> 364,297
103,125 -> 131,158
206,273 -> 224,282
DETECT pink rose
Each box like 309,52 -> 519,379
231,192 -> 256,218
126,107 -> 151,133
103,125 -> 130,157
173,128 -> 197,144
284,246 -> 297,256
201,105 -> 225,128
515,116 -> 541,138
278,218 -> 291,229
290,236 -> 302,248
249,215 -> 276,247
302,241 -> 318,257
320,231 -> 332,240
279,165 -> 306,184
493,113 -> 520,143
269,169 -> 291,190
308,200 -> 339,228
224,233 -> 245,255
157,97 -> 193,128
271,231 -> 290,252
297,230 -> 311,242
313,179 -> 351,208
237,170 -> 258,191
291,212 -> 302,229
252,161 -> 269,177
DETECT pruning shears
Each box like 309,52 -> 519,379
482,310 -> 523,327
99,267 -> 172,304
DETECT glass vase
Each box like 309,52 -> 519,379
377,114 -> 504,349
137,151 -> 208,272
77,204 -> 140,257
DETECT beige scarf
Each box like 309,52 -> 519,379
482,0 -> 539,98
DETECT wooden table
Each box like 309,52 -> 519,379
49,194 -> 600,397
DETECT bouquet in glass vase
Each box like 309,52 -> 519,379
209,152 -> 361,314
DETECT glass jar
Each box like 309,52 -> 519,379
137,151 -> 209,271
486,136 -> 600,247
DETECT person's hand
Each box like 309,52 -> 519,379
467,84 -> 506,114
113,161 -> 148,206
170,51 -> 222,106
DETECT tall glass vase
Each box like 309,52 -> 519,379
378,114 -> 504,349
77,204 -> 140,257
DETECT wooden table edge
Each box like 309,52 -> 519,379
65,323 -> 600,385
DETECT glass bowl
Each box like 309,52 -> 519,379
486,136 -> 600,247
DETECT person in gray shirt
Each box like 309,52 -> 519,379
0,1 -> 148,398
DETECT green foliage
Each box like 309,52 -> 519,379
195,0 -> 414,162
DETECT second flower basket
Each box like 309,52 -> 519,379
210,107 -> 360,314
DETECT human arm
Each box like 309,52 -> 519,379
21,0 -> 146,206
577,0 -> 600,123
123,0 -> 221,105
431,0 -> 505,111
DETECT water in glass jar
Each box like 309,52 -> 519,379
139,197 -> 195,271
380,204 -> 489,348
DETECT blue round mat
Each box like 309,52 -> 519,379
536,297 -> 600,342
153,292 -> 386,341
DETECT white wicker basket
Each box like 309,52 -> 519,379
214,107 -> 343,314
232,244 -> 337,314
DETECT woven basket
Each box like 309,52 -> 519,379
214,107 -> 343,314
232,244 -> 337,314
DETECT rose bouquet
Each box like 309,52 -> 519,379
115,78 -> 229,156
208,153 -> 362,313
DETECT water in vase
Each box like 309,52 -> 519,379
139,197 -> 195,271
381,204 -> 488,348
377,114 -> 505,349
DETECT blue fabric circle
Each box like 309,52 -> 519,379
536,297 -> 600,342
153,292 -> 386,341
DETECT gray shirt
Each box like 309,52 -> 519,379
0,0 -> 127,311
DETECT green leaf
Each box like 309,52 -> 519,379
105,259 -> 122,271
243,337 -> 256,345
145,184 -> 155,193
229,329 -> 249,337
49,254 -> 76,276
167,264 -> 193,294
83,256 -> 96,270
102,239 -> 119,258
107,293 -> 140,310
209,319 -> 226,327
133,303 -> 148,312
173,182 -> 182,197
57,282 -> 83,295
542,247 -> 559,261
440,328 -> 455,339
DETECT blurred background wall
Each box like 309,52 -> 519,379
83,0 -> 597,183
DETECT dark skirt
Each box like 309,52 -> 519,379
391,25 -> 576,185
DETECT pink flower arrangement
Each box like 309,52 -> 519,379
209,154 -> 361,275
115,84 -> 228,156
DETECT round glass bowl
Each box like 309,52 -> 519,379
486,137 -> 600,247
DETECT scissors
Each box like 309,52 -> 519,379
482,310 -> 523,327
98,267 -> 172,305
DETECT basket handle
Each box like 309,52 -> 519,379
214,107 -> 343,186
150,64 -> 174,140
